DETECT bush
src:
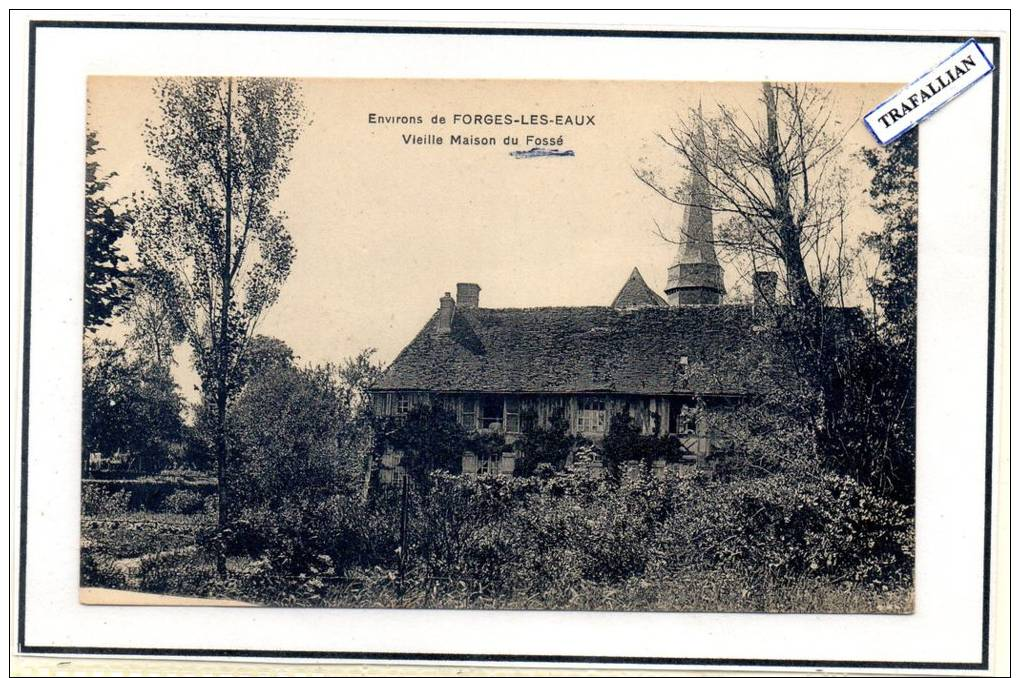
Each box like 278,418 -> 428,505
161,489 -> 207,514
512,411 -> 583,476
651,472 -> 914,586
81,484 -> 130,516
601,412 -> 694,478
80,547 -> 127,589
377,406 -> 470,485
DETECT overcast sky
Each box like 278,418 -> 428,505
88,77 -> 898,399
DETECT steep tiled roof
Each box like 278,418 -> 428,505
611,268 -> 669,309
373,304 -> 815,395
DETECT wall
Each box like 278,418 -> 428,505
372,389 -> 729,480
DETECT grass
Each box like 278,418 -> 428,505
311,567 -> 912,614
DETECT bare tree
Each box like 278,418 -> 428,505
636,83 -> 858,307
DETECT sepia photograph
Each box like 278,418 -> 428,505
77,75 -> 920,614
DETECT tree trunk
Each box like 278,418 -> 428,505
780,221 -> 818,307
762,82 -> 819,308
215,77 -> 234,576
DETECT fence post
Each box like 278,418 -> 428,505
397,473 -> 408,600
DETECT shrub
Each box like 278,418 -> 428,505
601,412 -> 693,478
80,547 -> 127,589
161,489 -> 207,515
651,472 -> 914,586
82,518 -> 208,559
81,484 -> 130,516
377,405 -> 470,485
512,411 -> 583,476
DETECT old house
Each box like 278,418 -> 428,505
369,135 -> 798,478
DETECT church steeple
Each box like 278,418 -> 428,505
665,106 -> 726,306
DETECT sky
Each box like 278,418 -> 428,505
87,77 -> 899,399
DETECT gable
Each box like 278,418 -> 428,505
611,268 -> 669,310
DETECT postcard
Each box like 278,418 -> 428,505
12,16 -> 1007,674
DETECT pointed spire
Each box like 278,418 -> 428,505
664,105 -> 726,306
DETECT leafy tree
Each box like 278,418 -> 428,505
228,363 -> 347,508
860,128 -> 918,348
123,278 -> 186,367
84,131 -> 134,332
224,354 -> 381,573
379,406 -> 471,487
134,77 -> 306,572
82,339 -> 185,473
235,334 -> 295,386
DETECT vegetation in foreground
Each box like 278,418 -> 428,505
82,460 -> 913,613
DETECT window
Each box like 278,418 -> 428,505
576,397 -> 607,433
669,403 -> 698,435
460,398 -> 476,431
479,396 -> 503,431
477,450 -> 502,475
504,397 -> 521,434
395,393 -> 412,417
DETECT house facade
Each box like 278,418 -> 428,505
368,128 -> 797,479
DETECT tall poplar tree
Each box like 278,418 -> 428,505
134,77 -> 305,572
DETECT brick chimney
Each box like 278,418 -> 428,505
436,292 -> 455,335
753,271 -> 778,306
456,282 -> 481,308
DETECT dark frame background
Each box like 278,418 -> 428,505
15,20 -> 1002,672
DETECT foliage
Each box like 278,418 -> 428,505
601,411 -> 695,478
511,410 -> 583,476
122,279 -> 185,367
652,472 -> 913,585
162,489 -> 207,515
137,548 -> 215,595
376,406 -> 472,486
85,463 -> 913,609
81,484 -> 130,516
859,127 -> 918,347
80,548 -> 127,589
81,514 -> 210,559
134,77 -> 307,570
84,130 -> 134,332
227,360 -> 367,511
82,339 -> 185,473
816,321 -> 916,503
134,77 -> 305,399
397,467 -> 912,598
222,349 -> 380,574
234,334 -> 295,387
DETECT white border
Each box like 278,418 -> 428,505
13,20 -> 1000,669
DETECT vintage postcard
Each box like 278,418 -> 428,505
80,76 -> 918,614
13,17 -> 1005,674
